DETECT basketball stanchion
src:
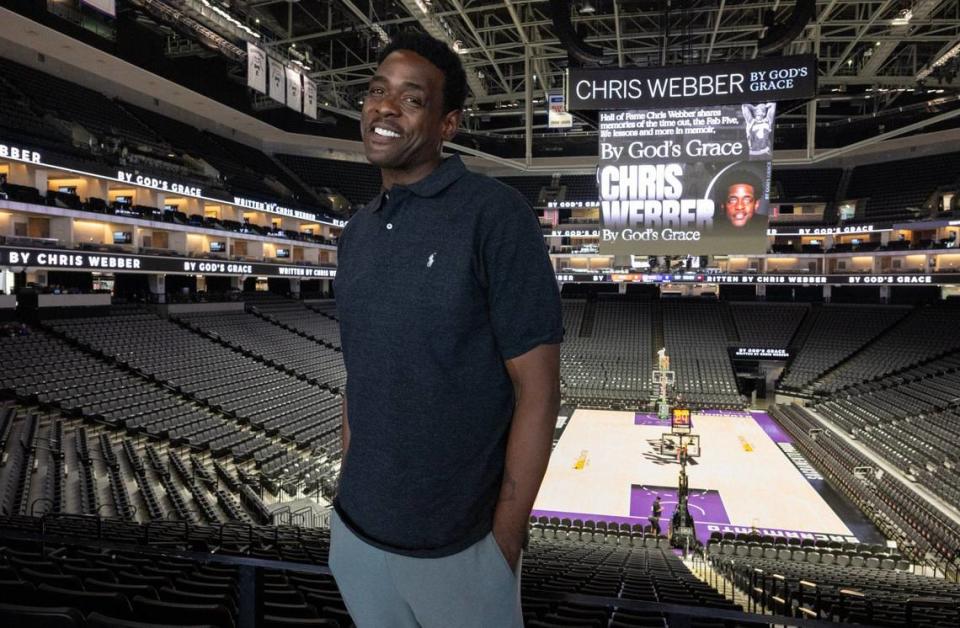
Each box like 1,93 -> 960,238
653,348 -> 702,554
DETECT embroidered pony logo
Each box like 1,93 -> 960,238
427,252 -> 436,268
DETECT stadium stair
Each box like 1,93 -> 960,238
834,167 -> 854,208
266,154 -> 330,208
802,308 -> 919,396
652,299 -> 664,353
246,302 -> 341,351
685,556 -> 759,616
775,404 -> 960,566
720,302 -> 739,344
578,299 -> 597,338
779,306 -> 909,395
170,314 -> 337,393
5,313 -> 338,499
786,303 -> 819,350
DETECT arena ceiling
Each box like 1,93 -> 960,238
6,1 -> 960,162
230,0 -> 960,145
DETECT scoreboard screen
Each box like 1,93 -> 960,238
671,407 -> 692,433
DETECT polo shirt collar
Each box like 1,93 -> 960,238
370,155 -> 467,212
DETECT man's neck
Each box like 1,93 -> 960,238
381,157 -> 442,190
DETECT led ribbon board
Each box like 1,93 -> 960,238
0,245 -> 337,279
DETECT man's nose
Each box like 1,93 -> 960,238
376,93 -> 401,116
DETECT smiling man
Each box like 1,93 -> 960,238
725,181 -> 760,228
329,31 -> 563,627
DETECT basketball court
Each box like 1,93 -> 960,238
533,409 -> 881,544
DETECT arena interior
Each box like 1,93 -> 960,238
2,1 -> 960,627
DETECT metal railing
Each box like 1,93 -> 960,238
3,516 -> 853,628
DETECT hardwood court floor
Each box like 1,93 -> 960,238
533,409 -> 857,540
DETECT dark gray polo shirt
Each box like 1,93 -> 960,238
332,155 -> 563,558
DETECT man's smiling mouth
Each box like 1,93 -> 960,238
373,126 -> 401,138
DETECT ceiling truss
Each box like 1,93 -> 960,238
216,1 -> 960,143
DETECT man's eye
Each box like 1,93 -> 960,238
404,97 -> 422,106
368,87 -> 384,96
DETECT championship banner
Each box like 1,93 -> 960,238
597,102 -> 775,255
285,67 -> 303,113
268,57 -> 285,104
568,55 -> 815,110
303,76 -> 318,120
246,43 -> 267,94
548,93 -> 573,129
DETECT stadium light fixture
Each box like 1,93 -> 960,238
579,1 -> 596,14
891,8 -> 913,27
917,41 -> 960,81
199,0 -> 261,39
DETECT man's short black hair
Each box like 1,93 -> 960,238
714,166 -> 765,202
712,165 -> 769,217
378,31 -> 468,114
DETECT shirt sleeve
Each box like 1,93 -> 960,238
480,186 -> 564,361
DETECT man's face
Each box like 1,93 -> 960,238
361,50 -> 460,178
725,183 -> 758,228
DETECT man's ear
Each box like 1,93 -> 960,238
440,109 -> 462,142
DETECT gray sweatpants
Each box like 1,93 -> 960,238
328,509 -> 524,627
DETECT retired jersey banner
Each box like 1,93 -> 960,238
285,66 -> 302,112
303,76 -> 318,119
247,43 -> 267,94
268,57 -> 285,104
597,103 -> 775,255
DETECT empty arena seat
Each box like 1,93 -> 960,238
847,151 -> 960,221
661,300 -> 745,408
87,613 -> 218,628
85,578 -> 159,600
275,153 -> 381,206
781,305 -> 908,391
560,299 -> 656,408
19,568 -> 83,590
38,582 -> 134,618
262,618 -> 339,627
729,302 -> 809,349
0,306 -> 339,525
131,596 -> 235,628
0,603 -> 84,628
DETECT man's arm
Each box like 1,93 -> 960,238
334,395 -> 350,497
341,395 -> 350,457
492,342 -> 561,570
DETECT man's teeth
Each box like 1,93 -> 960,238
374,127 -> 400,138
